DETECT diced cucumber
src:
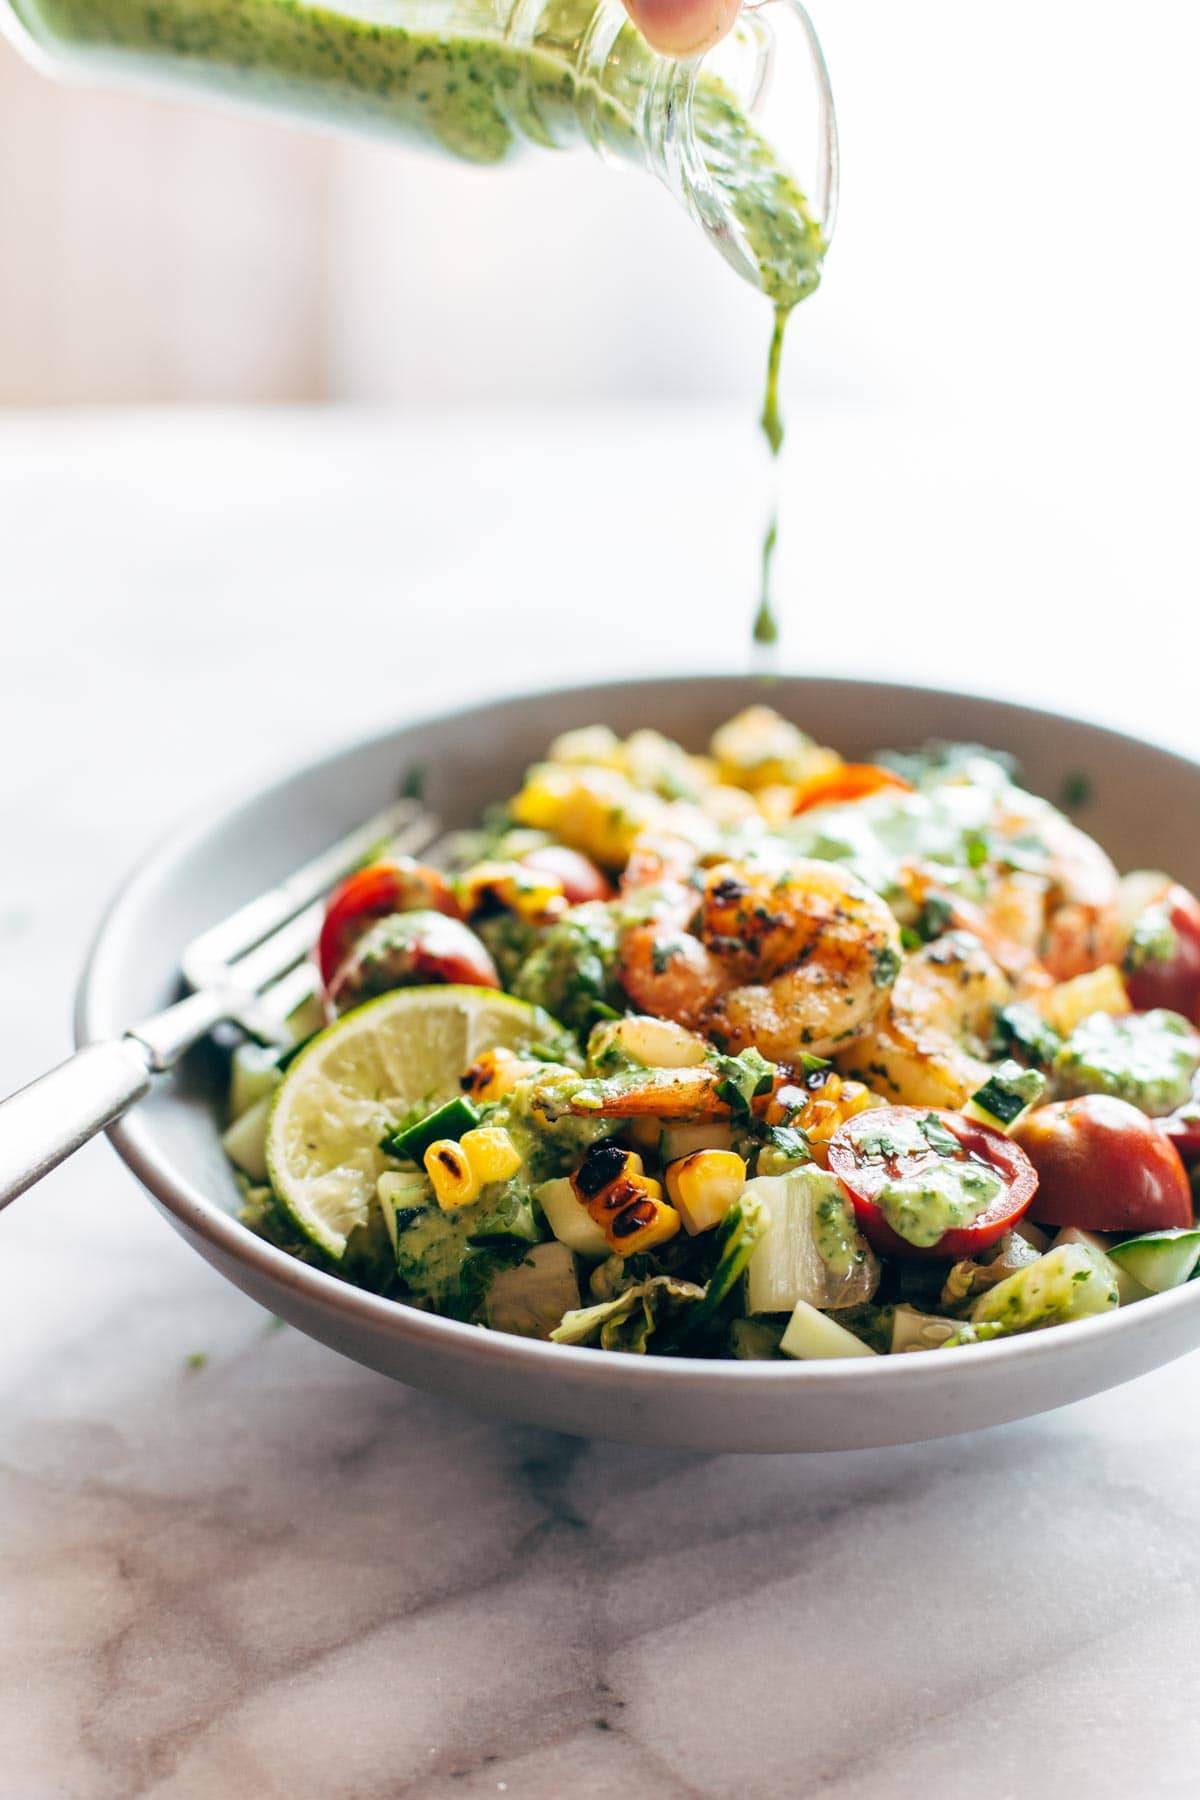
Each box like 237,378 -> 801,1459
963,1060 -> 1046,1134
659,1121 -> 734,1162
380,1096 -> 480,1163
221,1095 -> 272,1181
229,1043 -> 284,1122
286,990 -> 327,1042
781,1301 -> 878,1361
534,1176 -> 609,1258
971,1242 -> 1119,1333
1107,1228 -> 1200,1294
377,1170 -> 431,1253
1049,1227 -> 1146,1306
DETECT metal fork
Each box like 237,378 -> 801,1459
0,798 -> 441,1212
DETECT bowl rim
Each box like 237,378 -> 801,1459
75,671 -> 1200,1392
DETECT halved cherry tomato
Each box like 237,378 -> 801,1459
519,845 -> 613,905
1125,883 -> 1200,1024
827,1105 -> 1037,1260
1013,1095 -> 1193,1232
327,910 -> 500,1014
1161,1073 -> 1200,1164
792,764 -> 912,816
318,860 -> 462,988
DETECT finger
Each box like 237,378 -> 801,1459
622,0 -> 741,57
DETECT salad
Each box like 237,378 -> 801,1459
223,707 -> 1200,1360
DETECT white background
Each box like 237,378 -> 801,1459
0,0 -> 1197,449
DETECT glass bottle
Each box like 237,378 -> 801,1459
1,0 -> 837,304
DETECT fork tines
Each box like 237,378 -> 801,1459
181,798 -> 440,1003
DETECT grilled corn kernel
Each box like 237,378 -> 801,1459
608,1195 -> 681,1255
423,1139 -> 481,1211
455,860 -> 566,925
461,1046 -> 540,1103
665,1150 -> 748,1236
459,1126 -> 522,1186
765,1073 -> 878,1166
571,1141 -> 643,1203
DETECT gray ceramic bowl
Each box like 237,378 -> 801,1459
76,676 -> 1200,1451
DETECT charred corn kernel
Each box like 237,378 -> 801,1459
569,1142 -> 676,1254
424,1139 -> 481,1210
608,1194 -> 681,1254
665,1150 -> 747,1236
570,1142 -> 644,1208
454,860 -> 566,924
459,1126 -> 523,1186
764,1073 -> 878,1165
510,763 -> 658,868
461,1046 -> 541,1102
1036,964 -> 1131,1037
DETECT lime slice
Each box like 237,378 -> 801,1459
265,985 -> 567,1259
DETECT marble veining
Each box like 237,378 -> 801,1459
2,410 -> 1199,1798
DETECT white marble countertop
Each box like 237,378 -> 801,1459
2,407 -> 1198,1798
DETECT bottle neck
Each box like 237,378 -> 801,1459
501,0 -> 836,307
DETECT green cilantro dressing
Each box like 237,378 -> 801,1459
811,1183 -> 862,1276
875,1160 -> 1003,1250
1055,1009 -> 1200,1117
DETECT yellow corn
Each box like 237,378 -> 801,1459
460,1046 -> 541,1103
709,706 -> 841,792
455,860 -> 566,924
765,1073 -> 877,1165
607,1193 -> 681,1255
424,1139 -> 481,1211
1036,964 -> 1131,1037
510,763 -> 658,868
569,1144 -> 679,1255
665,1150 -> 748,1236
459,1126 -> 523,1186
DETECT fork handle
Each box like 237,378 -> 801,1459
0,1039 -> 155,1212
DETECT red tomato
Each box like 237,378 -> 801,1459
1161,1074 -> 1200,1164
827,1107 -> 1037,1260
792,764 -> 912,816
519,845 -> 613,905
326,910 -> 500,1014
1013,1095 -> 1193,1232
318,860 -> 462,988
1125,884 -> 1200,1024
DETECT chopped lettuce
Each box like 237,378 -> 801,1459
551,1275 -> 705,1353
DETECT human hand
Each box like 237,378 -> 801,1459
621,0 -> 740,56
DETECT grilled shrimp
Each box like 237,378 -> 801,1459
837,930 -> 1011,1108
989,792 -> 1120,980
618,857 -> 902,1062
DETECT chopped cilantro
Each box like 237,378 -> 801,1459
713,1047 -> 778,1119
919,1113 -> 961,1158
872,944 -> 902,988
